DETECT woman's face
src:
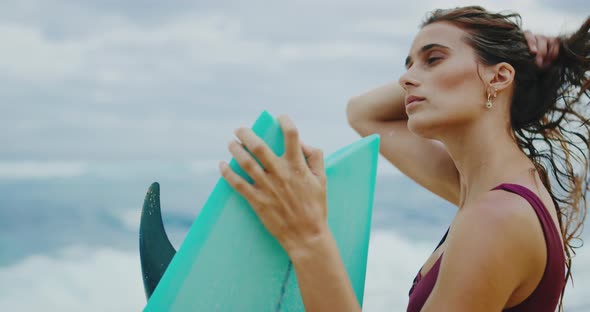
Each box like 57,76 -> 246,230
399,21 -> 489,137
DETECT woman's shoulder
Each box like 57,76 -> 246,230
426,192 -> 542,307
459,185 -> 548,281
467,184 -> 550,252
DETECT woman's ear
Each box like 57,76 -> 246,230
488,62 -> 515,92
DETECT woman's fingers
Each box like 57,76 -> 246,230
278,115 -> 306,168
535,35 -> 548,67
234,128 -> 280,173
545,37 -> 561,67
219,160 -> 259,203
301,143 -> 325,179
228,140 -> 271,189
524,30 -> 561,68
233,115 -> 308,174
524,30 -> 538,54
219,159 -> 280,224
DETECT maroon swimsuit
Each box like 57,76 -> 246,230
407,183 -> 566,312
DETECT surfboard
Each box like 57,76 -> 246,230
141,110 -> 380,311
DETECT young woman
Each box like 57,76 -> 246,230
219,6 -> 590,312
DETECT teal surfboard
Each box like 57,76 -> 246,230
141,111 -> 380,311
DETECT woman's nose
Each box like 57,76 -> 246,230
398,71 -> 419,90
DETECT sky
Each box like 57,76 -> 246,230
1,0 -> 588,166
1,0 -> 589,311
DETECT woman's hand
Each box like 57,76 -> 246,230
218,114 -> 329,257
524,30 -> 561,68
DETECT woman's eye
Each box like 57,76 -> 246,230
427,57 -> 441,64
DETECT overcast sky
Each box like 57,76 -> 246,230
1,0 -> 588,169
1,2 -> 589,311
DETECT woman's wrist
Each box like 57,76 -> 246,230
286,225 -> 336,264
286,225 -> 362,311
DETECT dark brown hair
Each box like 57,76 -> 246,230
421,6 -> 590,311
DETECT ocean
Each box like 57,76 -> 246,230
0,162 -> 588,311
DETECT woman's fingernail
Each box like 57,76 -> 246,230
536,56 -> 543,66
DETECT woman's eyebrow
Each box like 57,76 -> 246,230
405,43 -> 450,68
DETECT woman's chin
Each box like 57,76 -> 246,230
407,115 -> 441,139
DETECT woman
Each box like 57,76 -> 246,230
218,6 -> 590,312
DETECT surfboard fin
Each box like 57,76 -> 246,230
139,182 -> 177,300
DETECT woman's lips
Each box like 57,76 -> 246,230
405,95 -> 426,106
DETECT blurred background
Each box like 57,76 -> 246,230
1,0 -> 588,311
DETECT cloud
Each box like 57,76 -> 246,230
0,231 -> 449,311
0,25 -> 85,81
0,161 -> 88,179
0,1 -> 588,170
0,1 -> 585,84
535,0 -> 589,16
0,246 -> 145,312
363,230 -> 433,309
0,12 -> 404,86
1,229 -> 587,311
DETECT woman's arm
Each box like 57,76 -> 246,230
346,81 -> 408,124
289,229 -> 362,312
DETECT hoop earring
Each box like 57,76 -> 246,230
486,87 -> 497,109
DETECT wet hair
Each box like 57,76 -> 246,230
421,6 -> 589,311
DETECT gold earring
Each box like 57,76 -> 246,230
486,87 -> 497,109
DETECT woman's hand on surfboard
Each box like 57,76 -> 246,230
219,114 -> 330,256
523,30 -> 560,68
